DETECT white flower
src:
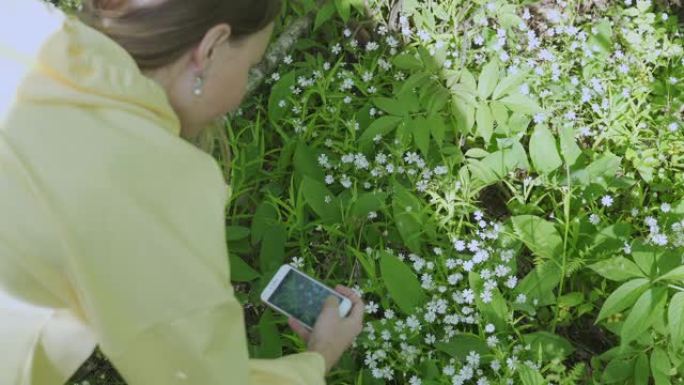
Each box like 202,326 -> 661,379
365,301 -> 379,314
601,195 -> 614,207
325,175 -> 334,185
289,256 -> 304,269
589,214 -> 600,225
409,375 -> 422,385
669,122 -> 679,132
661,203 -> 672,213
484,323 -> 496,333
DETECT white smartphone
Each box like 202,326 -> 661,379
260,264 -> 353,331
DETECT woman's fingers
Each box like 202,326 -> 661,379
335,285 -> 364,323
288,317 -> 311,341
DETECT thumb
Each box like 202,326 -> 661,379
320,295 -> 340,316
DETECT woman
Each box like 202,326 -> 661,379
0,0 -> 364,384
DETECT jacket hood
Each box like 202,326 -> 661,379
0,1 -> 181,136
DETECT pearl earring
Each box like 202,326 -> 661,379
193,75 -> 204,96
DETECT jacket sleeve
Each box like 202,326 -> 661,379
41,114 -> 327,385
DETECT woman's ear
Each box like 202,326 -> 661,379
191,23 -> 232,73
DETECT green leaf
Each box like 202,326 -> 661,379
492,70 -> 527,100
518,365 -> 546,385
359,116 -> 403,148
435,334 -> 491,363
499,93 -> 542,114
460,69 -> 477,93
596,278 -> 649,323
251,202 -> 279,245
392,182 -> 425,254
470,140 -> 529,186
256,309 -> 282,358
650,348 -> 672,385
602,356 -> 636,383
226,226 -> 250,242
314,2 -> 336,31
668,292 -> 684,353
515,261 -> 562,308
656,266 -> 684,282
301,176 -> 341,223
268,71 -> 295,124
379,251 -> 426,314
559,125 -> 581,166
569,152 -> 622,186
259,224 -> 287,274
478,61 -> 499,99
393,53 -> 423,70
511,215 -> 563,260
427,115 -> 446,148
351,192 -> 387,218
333,0 -> 351,22
229,254 -> 261,282
634,353 -> 650,385
476,104 -> 494,143
294,141 -> 325,181
529,124 -> 562,174
588,257 -> 645,282
522,331 -> 574,360
621,287 -> 667,345
410,117 -> 431,156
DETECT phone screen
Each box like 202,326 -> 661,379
269,268 -> 341,328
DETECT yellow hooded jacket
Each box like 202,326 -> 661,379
0,1 -> 326,384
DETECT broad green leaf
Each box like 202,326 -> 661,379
492,70 -> 527,100
226,226 -> 250,242
392,182 -> 424,253
569,152 -> 622,186
251,202 -> 279,245
333,0 -> 351,22
427,115 -> 446,148
559,125 -> 582,166
435,334 -> 491,363
410,117 -> 431,156
621,287 -> 667,345
499,93 -> 542,114
515,261 -> 562,308
373,97 -> 407,116
476,104 -> 494,143
256,309 -> 282,358
379,251 -> 426,314
529,124 -> 562,174
634,353 -> 650,385
478,61 -> 499,99
588,257 -> 644,282
452,96 -> 476,134
470,140 -> 529,186
596,278 -> 649,323
229,254 -> 260,282
351,192 -> 387,218
668,292 -> 684,353
522,332 -> 574,360
301,176 -> 341,223
393,53 -> 423,70
460,69 -> 477,93
294,141 -> 325,181
469,272 -> 508,330
314,2 -> 336,30
656,266 -> 684,282
259,224 -> 287,275
518,365 -> 546,385
359,116 -> 403,147
602,356 -> 635,383
511,215 -> 563,260
632,244 -> 658,276
267,71 -> 295,124
650,348 -> 672,385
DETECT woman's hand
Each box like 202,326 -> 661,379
287,285 -> 365,374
